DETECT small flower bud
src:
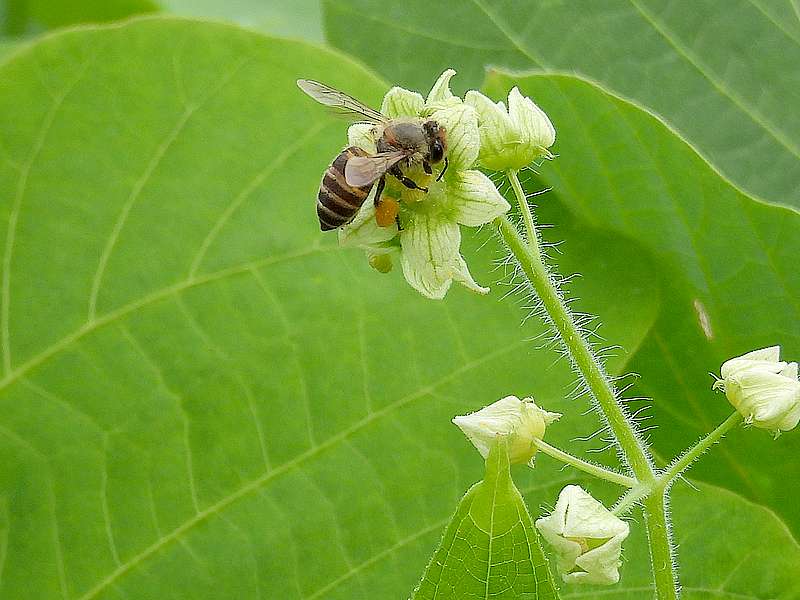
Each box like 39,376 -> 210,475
452,396 -> 560,465
368,252 -> 393,273
535,485 -> 629,585
465,87 -> 555,171
714,346 -> 800,435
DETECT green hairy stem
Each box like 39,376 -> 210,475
498,172 -> 653,479
498,169 -> 683,599
614,411 -> 743,516
533,438 -> 637,488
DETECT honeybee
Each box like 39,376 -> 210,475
297,79 -> 448,231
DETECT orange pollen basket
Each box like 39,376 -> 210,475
375,197 -> 400,227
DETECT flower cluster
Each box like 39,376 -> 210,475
714,346 -> 800,436
339,69 -> 555,299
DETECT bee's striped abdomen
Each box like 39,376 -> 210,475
317,146 -> 373,231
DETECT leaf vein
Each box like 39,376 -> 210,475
74,340 -> 525,600
87,54 -> 253,319
0,244 -> 330,395
2,51 -> 97,375
627,0 -> 800,161
187,120 -> 329,278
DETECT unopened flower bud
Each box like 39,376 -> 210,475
535,485 -> 629,585
714,346 -> 800,435
452,396 -> 560,465
465,87 -> 555,171
368,252 -> 393,273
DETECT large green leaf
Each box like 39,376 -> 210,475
323,0 -> 800,210
411,439 -> 559,600
0,16 -> 655,599
0,15 -> 795,600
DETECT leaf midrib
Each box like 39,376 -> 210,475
1,43 -> 103,375
0,244 -> 329,395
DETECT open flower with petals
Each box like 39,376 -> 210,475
714,346 -> 800,435
452,395 -> 560,466
536,485 -> 629,585
465,87 -> 555,171
338,69 -> 510,299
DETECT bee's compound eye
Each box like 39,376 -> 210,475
431,140 -> 444,163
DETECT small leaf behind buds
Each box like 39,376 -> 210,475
410,438 -> 560,599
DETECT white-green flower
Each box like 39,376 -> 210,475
452,395 -> 560,466
536,485 -> 630,586
465,87 -> 555,171
714,346 -> 800,435
339,69 -> 510,299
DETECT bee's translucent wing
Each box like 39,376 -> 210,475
345,151 -> 408,187
297,79 -> 388,124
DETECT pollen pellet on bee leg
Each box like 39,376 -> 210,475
375,197 -> 400,227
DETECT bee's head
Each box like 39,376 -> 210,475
422,120 -> 447,163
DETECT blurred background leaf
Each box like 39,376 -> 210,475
1,0 -> 156,32
163,0 -> 323,43
322,0 -> 800,211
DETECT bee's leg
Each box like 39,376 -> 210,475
423,160 -> 432,175
395,214 -> 403,231
373,175 -> 386,208
436,157 -> 449,182
390,165 -> 428,193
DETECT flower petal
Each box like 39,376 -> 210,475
568,533 -> 626,585
465,90 -> 518,167
561,488 -> 629,539
780,361 -> 798,379
736,346 -> 782,363
447,169 -> 510,226
536,516 -> 584,574
508,86 -> 556,150
451,254 -> 489,295
347,123 -> 378,153
779,395 -> 800,432
399,213 -> 460,299
727,369 -> 800,432
338,195 -> 398,248
381,86 -> 424,118
721,345 -> 784,380
428,103 -> 479,172
426,68 -> 457,104
537,485 -> 629,586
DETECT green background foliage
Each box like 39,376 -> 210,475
0,2 -> 797,599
